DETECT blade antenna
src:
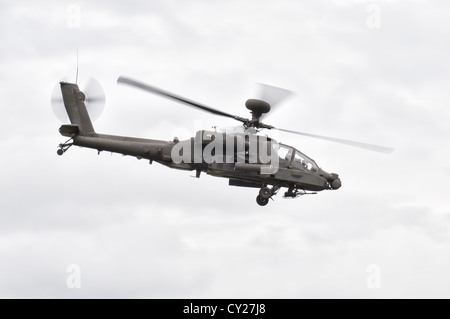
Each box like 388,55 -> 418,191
75,49 -> 79,84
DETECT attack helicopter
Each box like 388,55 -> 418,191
55,76 -> 393,206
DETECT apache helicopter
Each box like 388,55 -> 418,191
55,76 -> 393,206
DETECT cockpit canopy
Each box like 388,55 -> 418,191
276,144 -> 319,173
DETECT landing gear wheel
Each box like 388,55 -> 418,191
259,187 -> 272,199
256,195 -> 269,206
56,138 -> 73,156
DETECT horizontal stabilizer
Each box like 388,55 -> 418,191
59,124 -> 80,137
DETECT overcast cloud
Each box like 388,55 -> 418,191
1,0 -> 450,298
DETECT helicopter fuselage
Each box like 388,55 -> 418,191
66,129 -> 340,195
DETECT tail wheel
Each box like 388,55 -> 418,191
256,195 -> 269,206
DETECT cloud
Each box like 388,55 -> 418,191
1,0 -> 450,298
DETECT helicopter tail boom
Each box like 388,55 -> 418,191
59,82 -> 95,136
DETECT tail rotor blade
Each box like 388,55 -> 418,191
51,79 -> 70,123
51,76 -> 105,123
84,77 -> 105,121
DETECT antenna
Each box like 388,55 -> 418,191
75,49 -> 79,84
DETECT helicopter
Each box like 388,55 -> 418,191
55,76 -> 394,206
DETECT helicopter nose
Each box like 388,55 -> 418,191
330,177 -> 341,189
328,172 -> 341,189
319,169 -> 341,189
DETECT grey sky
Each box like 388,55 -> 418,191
1,0 -> 450,298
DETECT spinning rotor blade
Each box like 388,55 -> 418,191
84,77 -> 105,120
257,83 -> 293,120
117,76 -> 393,153
276,128 -> 394,153
84,77 -> 105,103
117,76 -> 246,123
51,82 -> 69,122
51,76 -> 105,122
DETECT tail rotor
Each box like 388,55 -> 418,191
51,76 -> 105,123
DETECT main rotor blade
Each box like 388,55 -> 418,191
258,82 -> 293,107
117,76 -> 245,122
255,83 -> 294,122
276,128 -> 394,153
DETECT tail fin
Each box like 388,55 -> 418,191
59,82 -> 95,136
